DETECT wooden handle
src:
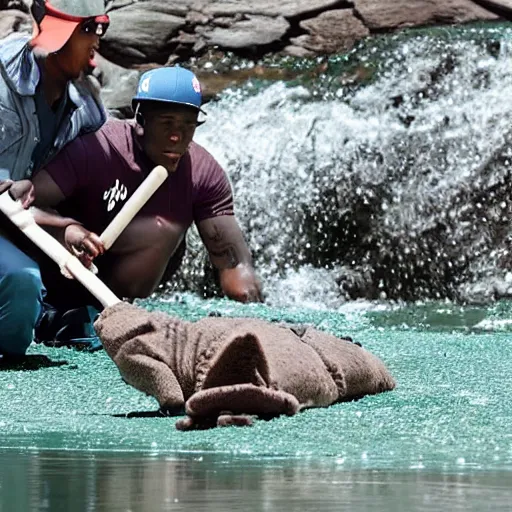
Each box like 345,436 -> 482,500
0,192 -> 120,308
100,165 -> 168,250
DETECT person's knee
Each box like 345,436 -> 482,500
1,268 -> 44,304
0,269 -> 44,355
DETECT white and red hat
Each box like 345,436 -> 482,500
30,0 -> 109,53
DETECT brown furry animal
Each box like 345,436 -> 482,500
95,302 -> 395,430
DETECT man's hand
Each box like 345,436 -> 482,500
219,264 -> 263,303
64,224 -> 105,268
0,179 -> 35,209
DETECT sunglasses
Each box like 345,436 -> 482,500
81,17 -> 109,37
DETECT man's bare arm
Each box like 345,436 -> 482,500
31,170 -> 105,264
197,215 -> 263,303
0,173 -> 76,239
32,169 -> 66,208
198,215 -> 252,269
30,169 -> 80,241
0,179 -> 34,208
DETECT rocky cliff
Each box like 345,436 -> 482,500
0,0 -> 509,108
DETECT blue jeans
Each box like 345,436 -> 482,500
0,235 -> 102,356
0,235 -> 45,355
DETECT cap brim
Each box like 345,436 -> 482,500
132,97 -> 206,115
30,16 -> 79,54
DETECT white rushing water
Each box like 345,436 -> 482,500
173,26 -> 512,308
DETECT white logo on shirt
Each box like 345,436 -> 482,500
103,179 -> 128,212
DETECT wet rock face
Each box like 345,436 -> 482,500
0,1 -> 503,65
0,8 -> 30,39
100,1 -> 189,65
289,9 -> 370,54
354,0 -> 498,30
0,0 -> 29,11
0,0 -> 504,114
203,15 -> 290,49
99,0 -> 500,64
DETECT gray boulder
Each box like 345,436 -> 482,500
204,15 -> 290,49
0,9 -> 30,40
290,9 -> 370,54
354,0 -> 498,30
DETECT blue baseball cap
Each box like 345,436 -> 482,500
132,67 -> 205,114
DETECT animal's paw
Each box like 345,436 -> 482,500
175,411 -> 254,431
216,412 -> 253,427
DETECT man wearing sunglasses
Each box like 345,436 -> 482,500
28,66 -> 263,351
0,0 -> 109,359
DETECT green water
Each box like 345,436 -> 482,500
1,296 -> 512,509
2,451 -> 512,511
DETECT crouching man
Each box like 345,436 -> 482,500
29,67 -> 262,349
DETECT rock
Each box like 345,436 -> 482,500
0,9 -> 30,40
186,10 -> 211,24
477,0 -> 512,9
203,0 -> 342,17
354,0 -> 498,30
165,54 -> 180,65
204,15 -> 289,48
194,24 -> 209,35
0,0 -> 506,73
291,9 -> 369,54
92,53 -> 140,113
282,44 -> 316,57
95,0 -> 501,66
0,0 -> 29,12
191,39 -> 207,53
471,0 -> 512,19
212,16 -> 237,27
171,32 -> 199,45
106,0 -> 208,15
100,1 -> 188,65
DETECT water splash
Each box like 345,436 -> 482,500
167,25 -> 512,307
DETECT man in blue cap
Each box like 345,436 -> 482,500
25,66 -> 263,350
0,0 -> 110,359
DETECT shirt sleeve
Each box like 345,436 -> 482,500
193,150 -> 234,223
42,136 -> 90,198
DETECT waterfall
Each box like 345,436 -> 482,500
168,25 -> 512,308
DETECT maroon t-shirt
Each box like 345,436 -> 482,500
43,117 -> 234,235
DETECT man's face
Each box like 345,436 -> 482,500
141,104 -> 199,173
54,22 -> 101,79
